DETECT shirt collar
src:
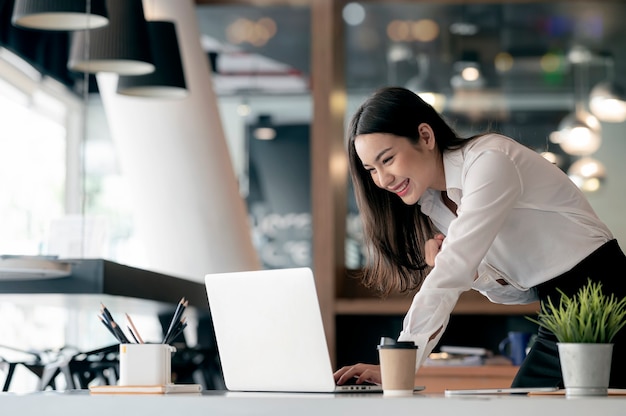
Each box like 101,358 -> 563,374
442,148 -> 464,204
418,147 -> 465,211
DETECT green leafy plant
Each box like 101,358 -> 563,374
527,279 -> 626,343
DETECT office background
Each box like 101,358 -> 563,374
1,0 -> 626,391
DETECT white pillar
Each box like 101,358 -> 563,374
96,0 -> 259,281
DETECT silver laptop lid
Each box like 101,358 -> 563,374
205,267 -> 338,392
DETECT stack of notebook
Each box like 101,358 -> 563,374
424,345 -> 490,366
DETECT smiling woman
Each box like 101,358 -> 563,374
335,86 -> 626,391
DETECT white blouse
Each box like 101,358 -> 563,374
397,133 -> 613,368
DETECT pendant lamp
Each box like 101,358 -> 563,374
12,0 -> 109,31
589,81 -> 626,123
405,53 -> 447,112
556,47 -> 602,157
556,110 -> 602,156
253,115 -> 276,140
116,21 -> 187,98
588,52 -> 626,123
568,157 -> 606,192
67,0 -> 154,75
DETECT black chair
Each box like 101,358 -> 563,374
1,345 -> 63,391
66,344 -> 119,389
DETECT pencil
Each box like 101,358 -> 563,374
162,297 -> 186,343
111,320 -> 131,344
125,313 -> 145,344
100,303 -> 131,343
167,322 -> 187,344
127,325 -> 140,343
165,318 -> 188,344
101,303 -> 115,324
98,314 -> 120,342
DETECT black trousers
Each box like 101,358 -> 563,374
511,239 -> 626,388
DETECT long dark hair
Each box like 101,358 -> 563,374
347,86 -> 472,296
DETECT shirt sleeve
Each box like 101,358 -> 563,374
398,149 -> 523,368
398,287 -> 460,367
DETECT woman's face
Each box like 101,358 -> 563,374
354,128 -> 442,205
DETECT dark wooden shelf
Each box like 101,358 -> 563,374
336,290 -> 540,316
0,258 -> 209,315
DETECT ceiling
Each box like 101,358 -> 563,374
195,1 -> 626,93
195,0 -> 626,158
1,1 -> 623,160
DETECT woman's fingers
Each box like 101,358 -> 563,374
425,234 -> 445,267
333,364 -> 382,385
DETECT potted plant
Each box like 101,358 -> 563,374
528,278 -> 626,397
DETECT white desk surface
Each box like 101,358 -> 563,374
1,390 -> 626,416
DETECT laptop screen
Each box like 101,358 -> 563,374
205,267 -> 340,392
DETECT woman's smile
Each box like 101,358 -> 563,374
390,179 -> 410,197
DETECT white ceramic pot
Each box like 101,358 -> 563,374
557,342 -> 613,397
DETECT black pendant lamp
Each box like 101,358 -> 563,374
12,0 -> 109,31
116,20 -> 187,98
67,0 -> 154,75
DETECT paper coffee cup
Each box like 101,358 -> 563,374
119,343 -> 176,386
377,338 -> 418,396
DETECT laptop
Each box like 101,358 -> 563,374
205,267 -> 404,393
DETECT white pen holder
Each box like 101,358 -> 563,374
118,343 -> 176,386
